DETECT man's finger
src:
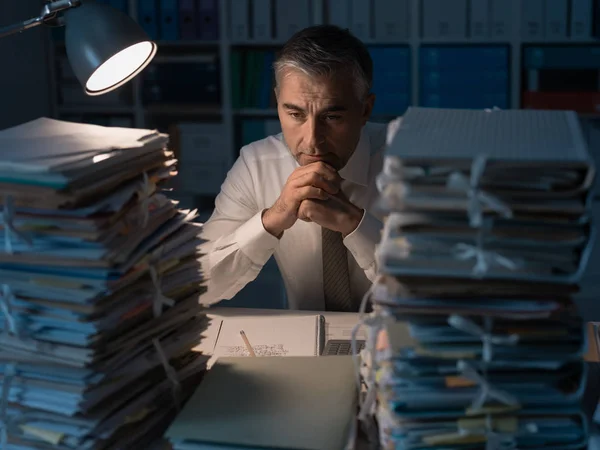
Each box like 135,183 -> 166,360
291,161 -> 342,184
291,172 -> 339,195
292,186 -> 329,203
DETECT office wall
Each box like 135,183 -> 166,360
0,0 -> 52,130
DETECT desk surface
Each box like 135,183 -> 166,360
196,307 -> 366,356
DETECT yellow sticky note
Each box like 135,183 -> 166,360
124,407 -> 153,424
459,416 -> 518,433
415,346 -> 477,359
466,404 -> 521,415
445,375 -> 477,388
31,278 -> 84,289
424,432 -> 486,446
20,425 -> 64,445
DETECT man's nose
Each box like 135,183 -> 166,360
303,118 -> 325,152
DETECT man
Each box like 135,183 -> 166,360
199,25 -> 388,311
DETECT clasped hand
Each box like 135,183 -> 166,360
262,162 -> 363,238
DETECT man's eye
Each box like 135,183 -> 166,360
326,115 -> 341,121
289,112 -> 303,119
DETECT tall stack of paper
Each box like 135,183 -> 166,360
0,118 -> 209,448
360,107 -> 594,449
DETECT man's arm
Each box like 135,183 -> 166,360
343,210 -> 382,282
199,150 -> 279,305
296,186 -> 383,283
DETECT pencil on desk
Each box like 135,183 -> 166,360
240,330 -> 256,357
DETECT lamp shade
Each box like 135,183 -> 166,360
63,0 -> 157,96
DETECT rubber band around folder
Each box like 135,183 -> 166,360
1,196 -> 32,255
0,363 -> 16,450
448,315 -> 519,363
446,155 -> 513,228
0,285 -> 17,337
152,338 -> 181,411
149,265 -> 175,318
138,172 -> 153,229
458,414 -> 519,450
457,360 -> 519,411
452,239 -> 523,278
351,276 -> 393,422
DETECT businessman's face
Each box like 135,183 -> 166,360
276,69 -> 374,170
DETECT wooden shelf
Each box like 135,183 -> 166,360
156,40 -> 220,47
230,40 -> 287,47
234,108 -> 278,116
144,104 -> 222,115
57,105 -> 135,115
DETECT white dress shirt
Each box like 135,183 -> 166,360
199,122 -> 388,310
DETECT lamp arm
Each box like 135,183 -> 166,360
0,0 -> 82,39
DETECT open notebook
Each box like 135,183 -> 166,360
212,315 -> 326,357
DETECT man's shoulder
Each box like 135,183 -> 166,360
239,133 -> 289,164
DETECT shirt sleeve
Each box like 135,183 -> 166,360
198,147 -> 279,305
343,209 -> 382,282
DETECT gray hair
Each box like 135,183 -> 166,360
273,25 -> 373,101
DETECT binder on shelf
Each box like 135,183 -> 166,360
230,51 -> 242,109
422,0 -> 467,40
521,0 -> 544,40
142,57 -> 220,105
373,0 -> 409,41
592,0 -> 600,39
420,46 -> 508,70
524,46 -> 600,69
326,0 -> 351,29
241,119 -> 270,146
489,0 -> 512,39
197,0 -> 219,40
544,0 -> 568,40
468,0 -> 490,39
259,51 -> 276,108
570,0 -> 593,39
421,70 -> 508,92
522,91 -> 600,114
179,0 -> 197,40
369,46 -> 411,115
177,123 -> 228,165
230,0 -> 250,41
178,162 -> 228,195
264,119 -> 282,137
138,0 -> 159,41
350,0 -> 371,40
275,0 -> 311,41
109,0 -> 128,13
176,122 -> 232,195
159,0 -> 179,41
252,0 -> 273,40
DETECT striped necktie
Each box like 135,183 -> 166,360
322,227 -> 353,311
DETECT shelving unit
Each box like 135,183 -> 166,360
47,0 -> 600,189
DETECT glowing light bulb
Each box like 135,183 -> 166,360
86,41 -> 155,95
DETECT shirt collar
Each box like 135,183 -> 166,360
339,126 -> 370,187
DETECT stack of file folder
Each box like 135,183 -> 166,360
363,107 -> 595,449
0,118 -> 209,448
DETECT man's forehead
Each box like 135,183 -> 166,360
278,69 -> 355,96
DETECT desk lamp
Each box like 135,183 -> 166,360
0,0 -> 156,96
